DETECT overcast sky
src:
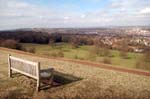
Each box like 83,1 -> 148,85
0,0 -> 150,30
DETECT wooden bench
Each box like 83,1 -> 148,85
8,54 -> 54,91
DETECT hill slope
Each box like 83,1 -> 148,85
0,48 -> 150,99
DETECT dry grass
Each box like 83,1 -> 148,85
0,49 -> 150,99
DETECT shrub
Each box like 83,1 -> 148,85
48,39 -> 55,46
93,38 -> 105,48
49,50 -> 64,58
70,37 -> 80,48
119,51 -> 129,59
0,39 -> 28,52
136,59 -> 150,70
28,48 -> 36,53
57,50 -> 64,57
0,39 -> 22,50
91,46 -> 112,57
99,48 -> 111,57
0,38 -> 3,45
50,51 -> 57,57
136,48 -> 150,70
43,52 -> 50,57
88,46 -> 97,56
103,57 -> 111,64
74,54 -> 79,59
20,46 -> 27,52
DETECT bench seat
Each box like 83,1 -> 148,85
8,54 -> 54,91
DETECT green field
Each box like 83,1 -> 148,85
0,48 -> 150,99
22,43 -> 142,70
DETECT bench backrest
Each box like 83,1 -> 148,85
8,54 -> 40,80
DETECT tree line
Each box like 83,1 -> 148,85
0,30 -> 96,48
0,31 -> 49,44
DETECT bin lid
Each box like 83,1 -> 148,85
40,72 -> 52,78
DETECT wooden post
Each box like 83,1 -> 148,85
50,69 -> 54,86
36,62 -> 40,91
8,54 -> 12,78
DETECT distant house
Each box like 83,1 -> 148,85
134,48 -> 143,53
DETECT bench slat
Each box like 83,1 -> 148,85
11,67 -> 38,80
10,56 -> 37,66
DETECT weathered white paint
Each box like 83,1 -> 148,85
8,54 -> 41,91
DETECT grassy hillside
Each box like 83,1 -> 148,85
22,43 -> 142,69
0,48 -> 150,99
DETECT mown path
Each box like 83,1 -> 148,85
0,47 -> 150,76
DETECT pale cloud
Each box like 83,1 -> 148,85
0,0 -> 150,30
64,16 -> 70,20
81,14 -> 86,18
7,1 -> 30,8
140,8 -> 150,14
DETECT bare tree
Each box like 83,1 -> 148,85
136,47 -> 150,70
70,37 -> 80,48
